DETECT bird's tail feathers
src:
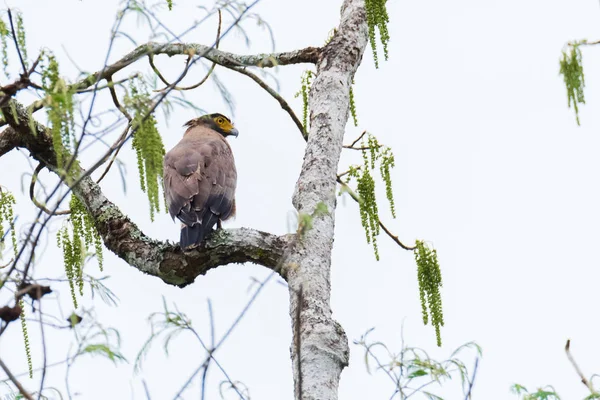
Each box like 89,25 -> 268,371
180,213 -> 220,250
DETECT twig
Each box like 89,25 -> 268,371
464,357 -> 479,400
95,125 -> 130,184
148,54 -> 173,87
7,9 -> 27,74
336,177 -> 416,251
29,164 -> 71,216
0,358 -> 34,400
76,75 -> 137,94
37,294 -> 48,400
343,145 -> 381,150
348,130 -> 367,148
106,74 -> 132,121
229,65 -> 307,140
155,10 -> 222,92
565,339 -> 598,394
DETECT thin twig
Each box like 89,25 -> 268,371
148,54 -> 172,87
95,125 -> 131,185
343,145 -> 381,151
106,74 -> 132,120
37,293 -> 48,400
7,9 -> 27,74
464,357 -> 479,400
349,130 -> 367,148
76,75 -> 137,94
229,65 -> 307,140
0,358 -> 34,400
336,177 -> 416,251
29,164 -> 71,216
155,10 -> 222,92
565,339 -> 598,394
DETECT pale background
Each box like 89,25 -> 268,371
2,0 -> 600,399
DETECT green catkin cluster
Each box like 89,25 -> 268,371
0,188 -> 17,258
346,133 -> 397,260
57,196 -> 105,307
356,166 -> 380,260
365,0 -> 390,68
57,225 -> 81,309
16,13 -> 27,68
166,0 -> 173,10
349,82 -> 358,127
42,53 -> 76,172
294,70 -> 313,135
379,146 -> 395,218
70,195 -> 103,271
0,18 -> 9,77
125,81 -> 166,221
559,43 -> 585,125
19,298 -> 32,378
414,240 -> 444,347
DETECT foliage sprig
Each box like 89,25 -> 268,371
57,196 -> 104,308
0,187 -> 17,258
42,53 -> 77,174
365,0 -> 390,68
19,298 -> 32,378
0,20 -> 8,77
15,12 -> 27,68
414,240 -> 444,347
345,133 -> 396,260
295,70 -> 313,135
125,80 -> 166,221
560,42 -> 586,125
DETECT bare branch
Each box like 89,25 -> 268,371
72,42 -> 321,93
0,358 -> 34,400
228,66 -> 307,140
7,9 -> 27,74
29,163 -> 71,216
348,130 -> 367,148
106,74 -> 132,121
0,127 -> 23,157
565,339 -> 599,395
155,10 -> 222,93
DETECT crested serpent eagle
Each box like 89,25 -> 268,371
163,113 -> 238,249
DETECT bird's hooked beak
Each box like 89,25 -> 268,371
229,127 -> 239,138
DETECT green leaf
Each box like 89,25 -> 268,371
407,369 -> 428,378
82,344 -> 127,364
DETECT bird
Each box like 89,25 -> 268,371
163,113 -> 238,249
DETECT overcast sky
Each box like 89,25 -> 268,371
2,0 -> 600,399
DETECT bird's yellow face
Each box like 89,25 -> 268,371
208,113 -> 239,137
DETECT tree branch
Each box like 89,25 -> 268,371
0,99 -> 290,287
0,127 -> 23,157
0,358 -> 34,400
72,42 -> 321,93
565,339 -> 598,395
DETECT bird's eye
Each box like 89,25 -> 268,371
216,117 -> 225,124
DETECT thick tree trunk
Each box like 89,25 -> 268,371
287,1 -> 368,399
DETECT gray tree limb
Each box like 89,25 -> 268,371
0,126 -> 21,158
286,0 -> 369,399
0,100 -> 290,287
73,42 -> 321,92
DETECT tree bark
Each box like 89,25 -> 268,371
287,1 -> 368,399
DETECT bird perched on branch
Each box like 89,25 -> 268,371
163,113 -> 238,249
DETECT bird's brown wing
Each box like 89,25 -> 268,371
163,129 -> 237,230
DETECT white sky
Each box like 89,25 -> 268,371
2,0 -> 600,399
